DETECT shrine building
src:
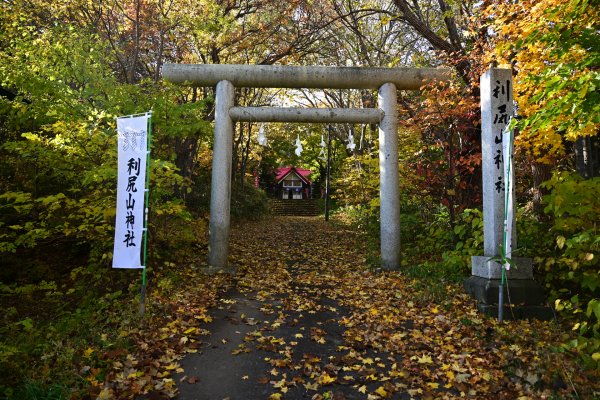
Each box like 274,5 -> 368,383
274,166 -> 312,200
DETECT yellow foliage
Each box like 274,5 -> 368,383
483,0 -> 600,164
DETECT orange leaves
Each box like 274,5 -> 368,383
402,78 -> 483,210
231,344 -> 251,355
87,269 -> 231,399
310,327 -> 327,344
179,375 -> 199,384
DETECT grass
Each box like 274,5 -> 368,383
0,272 -> 140,399
4,383 -> 70,400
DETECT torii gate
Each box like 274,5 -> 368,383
162,64 -> 450,271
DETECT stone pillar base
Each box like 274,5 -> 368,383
471,256 -> 533,279
475,303 -> 555,320
464,275 -> 553,321
203,265 -> 236,276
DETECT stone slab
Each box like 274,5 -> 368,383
203,266 -> 237,276
471,255 -> 533,279
464,276 -> 546,305
476,303 -> 554,321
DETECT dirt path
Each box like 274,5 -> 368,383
176,217 -> 368,399
172,216 -> 589,399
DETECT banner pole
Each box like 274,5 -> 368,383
499,118 -> 514,323
140,111 -> 153,318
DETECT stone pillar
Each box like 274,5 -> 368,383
480,69 -> 516,256
378,82 -> 400,270
465,69 -> 551,320
208,80 -> 235,271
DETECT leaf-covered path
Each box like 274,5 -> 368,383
169,216 -> 592,399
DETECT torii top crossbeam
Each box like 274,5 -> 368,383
162,64 -> 450,90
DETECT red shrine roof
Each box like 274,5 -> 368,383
275,166 -> 312,184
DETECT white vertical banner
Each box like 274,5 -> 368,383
113,114 -> 149,269
502,119 -> 514,269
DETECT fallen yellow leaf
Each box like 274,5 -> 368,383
375,386 -> 388,397
417,354 -> 433,364
317,373 -> 336,385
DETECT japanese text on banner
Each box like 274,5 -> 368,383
113,115 -> 149,269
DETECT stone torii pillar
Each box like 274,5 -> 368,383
209,80 -> 235,269
162,64 -> 450,272
378,83 -> 400,269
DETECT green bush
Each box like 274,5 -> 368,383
537,172 -> 600,369
230,183 -> 269,220
4,382 -> 69,400
404,206 -> 483,271
439,208 -> 484,276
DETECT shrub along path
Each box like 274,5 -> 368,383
97,216 -> 597,399
170,216 -> 596,399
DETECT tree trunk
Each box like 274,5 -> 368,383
239,124 -> 252,189
154,28 -> 165,82
575,135 -> 600,179
232,122 -> 244,184
531,160 -> 552,218
174,136 -> 198,181
128,0 -> 142,84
